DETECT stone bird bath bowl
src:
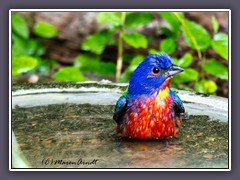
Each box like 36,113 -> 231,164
11,81 -> 229,169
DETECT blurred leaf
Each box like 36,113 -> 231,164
211,16 -> 219,34
33,21 -> 58,38
108,38 -> 118,46
118,55 -> 144,82
122,32 -> 148,48
74,54 -> 115,76
25,40 -> 38,55
34,40 -> 46,56
95,62 -> 116,76
75,54 -> 100,68
148,49 -> 160,54
125,12 -> 153,28
195,79 -> 218,94
159,38 -> 176,54
12,40 -> 30,57
159,12 -> 183,37
160,27 -> 176,38
53,67 -> 87,82
182,19 -> 211,51
202,59 -> 228,80
128,55 -> 144,71
12,39 -> 45,57
174,68 -> 199,83
175,53 -> 193,68
97,12 -> 122,26
12,32 -> 19,42
34,58 -> 56,73
117,69 -> 132,83
12,13 -> 29,39
211,33 -> 228,60
180,86 -> 194,91
122,54 -> 137,64
12,55 -> 38,76
81,30 -> 113,55
172,57 -> 178,64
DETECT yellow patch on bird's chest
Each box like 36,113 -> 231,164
158,87 -> 169,99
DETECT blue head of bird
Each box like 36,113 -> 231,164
128,53 -> 184,96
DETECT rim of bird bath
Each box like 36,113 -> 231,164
12,81 -> 228,123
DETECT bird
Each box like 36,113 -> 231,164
113,53 -> 185,139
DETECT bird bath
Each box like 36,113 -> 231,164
11,82 -> 229,169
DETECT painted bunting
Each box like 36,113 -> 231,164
113,53 -> 185,139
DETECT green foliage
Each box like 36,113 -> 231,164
74,54 -> 101,68
97,12 -> 122,27
81,30 -> 113,55
160,27 -> 175,38
160,38 -> 176,54
12,38 -> 45,57
181,19 -> 211,51
125,12 -> 153,28
12,13 -> 29,39
159,12 -> 183,38
53,67 -> 88,82
97,11 -> 155,29
128,55 -> 145,71
211,33 -> 228,60
148,49 -> 160,54
122,32 -> 148,48
202,59 -> 228,80
118,55 -> 144,82
174,68 -> 199,83
82,12 -> 151,81
159,12 -> 228,94
211,16 -> 219,34
33,21 -> 58,38
195,79 -> 218,94
74,54 -> 116,76
12,56 -> 38,76
175,53 -> 193,68
34,58 -> 56,73
12,13 -> 57,77
12,12 -> 228,95
172,53 -> 194,87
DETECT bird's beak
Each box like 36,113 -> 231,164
167,65 -> 184,77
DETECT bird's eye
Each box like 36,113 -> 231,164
152,67 -> 160,75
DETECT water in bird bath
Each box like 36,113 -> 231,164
11,83 -> 229,169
